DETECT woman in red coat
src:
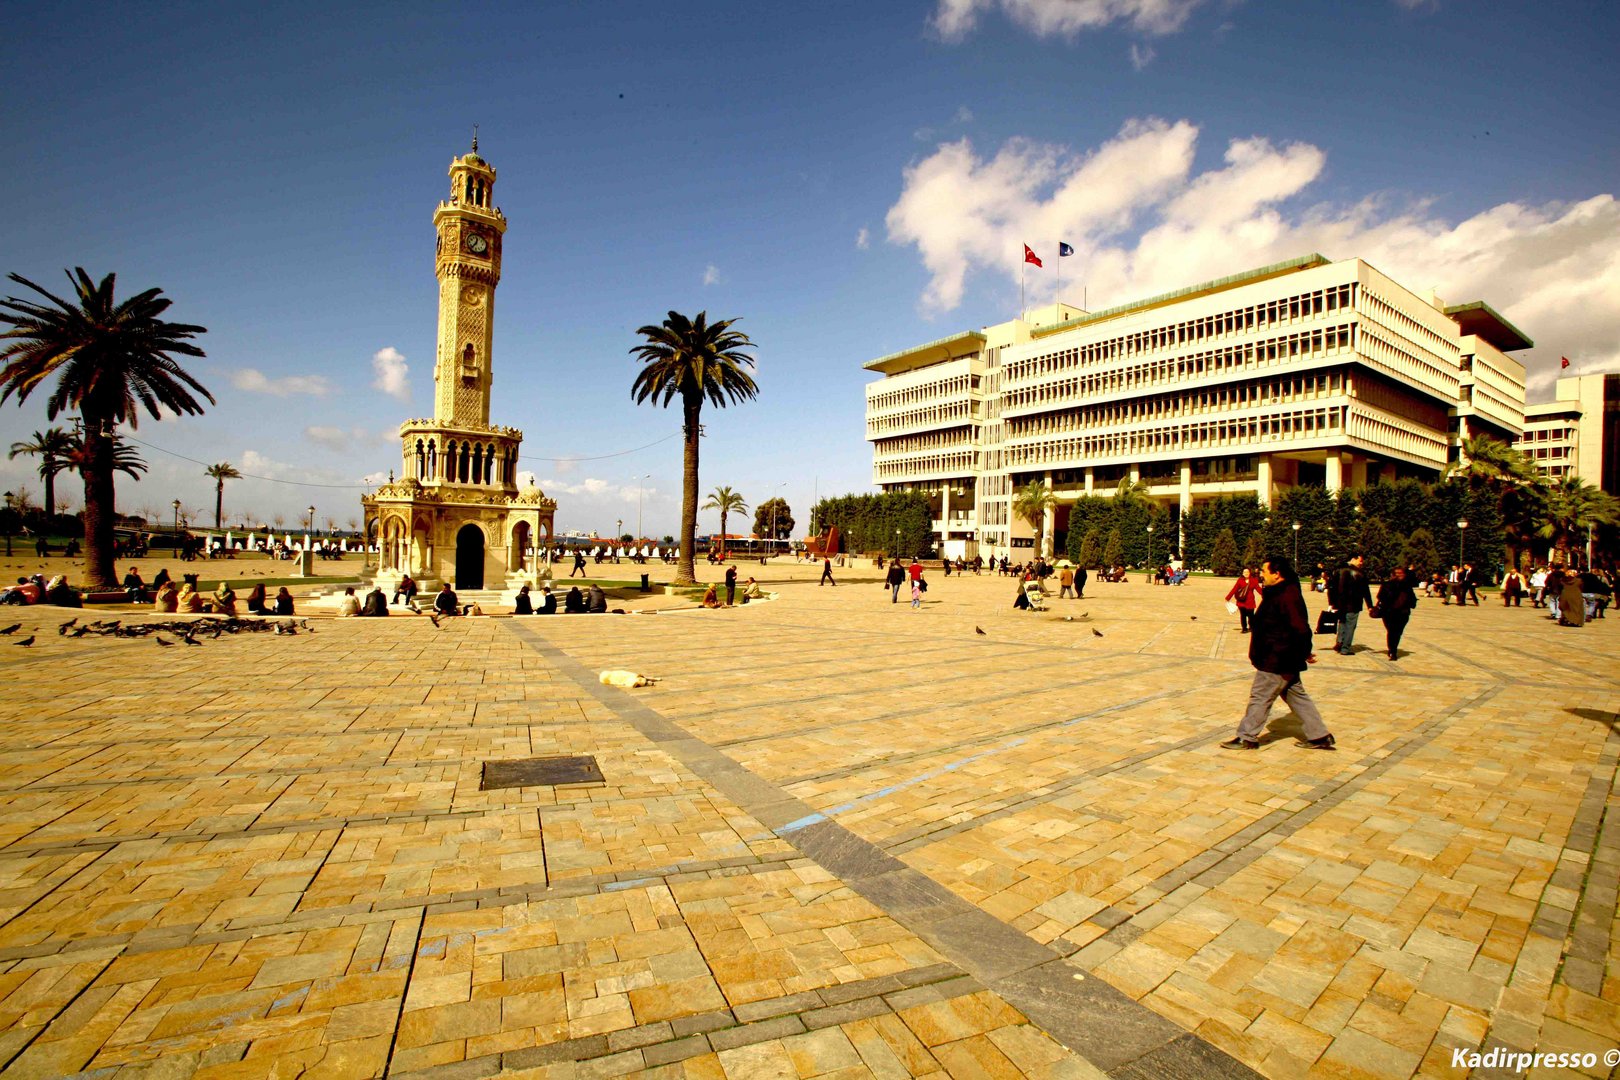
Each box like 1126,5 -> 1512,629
1225,567 -> 1259,633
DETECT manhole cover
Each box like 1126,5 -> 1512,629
481,755 -> 604,790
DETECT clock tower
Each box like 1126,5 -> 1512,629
361,137 -> 557,594
432,138 -> 505,427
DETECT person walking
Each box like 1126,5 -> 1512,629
885,558 -> 905,603
820,557 -> 836,586
1058,565 -> 1075,599
1074,563 -> 1087,598
1373,565 -> 1419,660
911,573 -> 924,610
1221,556 -> 1335,751
570,551 -> 587,578
725,565 -> 737,607
1327,554 -> 1373,655
1501,568 -> 1525,607
1225,567 -> 1259,633
1560,568 -> 1586,627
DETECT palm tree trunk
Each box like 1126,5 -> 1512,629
80,418 -> 116,588
677,396 -> 701,585
215,481 -> 224,529
42,462 -> 55,526
719,510 -> 727,561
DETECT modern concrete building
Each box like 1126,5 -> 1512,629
1516,374 -> 1620,494
866,254 -> 1531,560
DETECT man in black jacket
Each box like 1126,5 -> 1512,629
1326,554 -> 1373,655
1222,556 -> 1336,751
886,559 -> 906,603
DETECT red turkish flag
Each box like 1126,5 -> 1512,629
1561,356 -> 1571,369
1023,244 -> 1042,268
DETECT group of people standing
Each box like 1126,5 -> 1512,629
1503,565 -> 1613,626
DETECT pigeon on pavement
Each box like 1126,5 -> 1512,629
156,636 -> 174,647
0,624 -> 19,635
12,635 -> 33,647
1092,629 -> 1104,637
975,626 -> 986,635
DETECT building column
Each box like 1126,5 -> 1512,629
1325,450 -> 1344,493
1179,461 -> 1192,560
1042,471 -> 1054,557
1257,455 -> 1273,508
1084,467 -> 1094,495
941,485 -> 951,540
1129,463 -> 1140,486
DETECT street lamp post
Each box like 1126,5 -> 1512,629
1146,523 -> 1155,572
1457,518 -> 1468,566
172,499 -> 181,552
636,474 -> 650,547
895,527 -> 901,559
1292,521 -> 1302,565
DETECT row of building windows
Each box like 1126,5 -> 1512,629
1006,372 -> 1347,438
867,372 -> 978,414
872,426 -> 976,457
866,400 -> 974,437
874,451 -> 975,481
1007,283 -> 1359,384
1003,328 -> 1353,414
1005,405 -> 1346,467
1356,289 -> 1457,387
1520,427 -> 1577,442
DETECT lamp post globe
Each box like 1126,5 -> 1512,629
1146,523 -> 1154,571
3,491 -> 13,558
1457,519 -> 1468,565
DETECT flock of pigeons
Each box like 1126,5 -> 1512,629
0,617 -> 313,648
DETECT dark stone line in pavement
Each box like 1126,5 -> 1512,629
505,620 -> 1262,1080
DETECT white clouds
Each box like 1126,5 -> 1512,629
537,476 -> 654,502
884,119 -> 1620,398
231,368 -> 332,397
371,347 -> 410,401
1129,42 -> 1156,69
954,105 -> 975,124
931,0 -> 1204,41
304,425 -> 385,452
856,227 -> 871,250
361,471 -> 389,487
702,265 -> 721,286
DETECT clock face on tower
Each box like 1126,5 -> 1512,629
464,232 -> 489,255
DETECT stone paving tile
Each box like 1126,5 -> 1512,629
0,568 -> 1614,1077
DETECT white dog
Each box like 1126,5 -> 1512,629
599,670 -> 657,688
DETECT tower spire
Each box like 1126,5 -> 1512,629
472,123 -> 479,153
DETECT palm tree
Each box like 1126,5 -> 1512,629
66,433 -> 147,481
8,426 -> 74,523
1448,434 -> 1542,564
0,269 -> 210,586
1113,476 -> 1152,507
205,462 -> 241,529
702,486 -> 748,558
630,311 -> 759,584
1538,476 -> 1620,565
1012,480 -> 1056,558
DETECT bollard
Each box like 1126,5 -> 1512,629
640,573 -> 651,592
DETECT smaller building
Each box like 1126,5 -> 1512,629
1516,374 -> 1620,494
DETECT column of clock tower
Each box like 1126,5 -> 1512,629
431,145 -> 506,428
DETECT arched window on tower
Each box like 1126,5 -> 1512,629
462,343 -> 477,379
483,445 -> 494,485
414,440 -> 424,480
472,445 -> 485,485
464,176 -> 475,203
460,441 -> 471,483
427,440 -> 437,480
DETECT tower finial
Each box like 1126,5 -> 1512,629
472,123 -> 479,153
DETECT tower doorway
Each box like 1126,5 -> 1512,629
455,524 -> 485,589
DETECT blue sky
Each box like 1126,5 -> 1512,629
3,0 -> 1617,536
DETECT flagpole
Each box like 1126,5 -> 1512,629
1020,255 -> 1025,322
1055,244 -> 1060,313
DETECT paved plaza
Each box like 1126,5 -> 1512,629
0,561 -> 1616,1079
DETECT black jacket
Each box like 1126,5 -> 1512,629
514,590 -> 533,615
1250,581 -> 1313,675
1374,577 -> 1418,619
886,563 -> 905,586
537,591 -> 557,614
1327,565 -> 1372,613
361,590 -> 388,616
434,588 -> 459,615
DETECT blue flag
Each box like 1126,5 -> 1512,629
1059,242 -> 1074,257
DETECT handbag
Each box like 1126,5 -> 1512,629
1315,610 -> 1339,634
1368,604 -> 1383,619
